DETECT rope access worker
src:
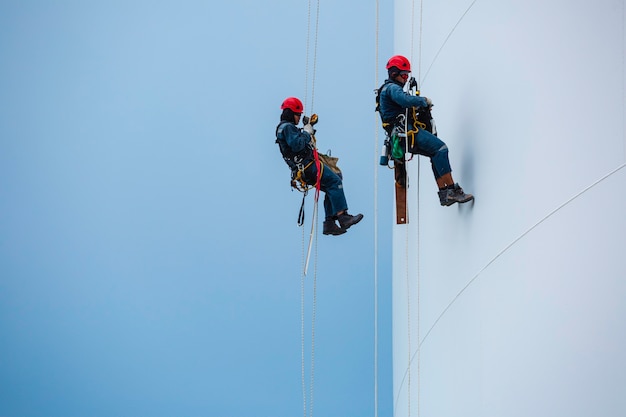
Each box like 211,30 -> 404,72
378,55 -> 473,206
276,97 -> 363,235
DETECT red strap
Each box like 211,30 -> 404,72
312,147 -> 321,202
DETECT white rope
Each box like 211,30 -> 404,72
301,205 -> 318,417
310,226 -> 318,417
416,3 -> 423,417
300,227 -> 307,417
410,0 -> 415,65
424,160 -> 626,343
416,157 -> 421,417
403,2 -> 422,414
374,1 -> 380,416
417,0 -> 423,90
396,4 -> 625,415
304,0 -> 320,113
310,0 -> 320,113
405,215 -> 412,417
420,0 -> 477,87
400,3 -> 424,415
301,1 -> 320,416
393,162 -> 626,412
300,214 -> 318,417
403,108 -> 412,417
623,0 -> 625,163
304,200 -> 318,275
304,0 -> 311,111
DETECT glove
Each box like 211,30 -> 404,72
303,124 -> 315,135
302,114 -> 319,126
425,97 -> 433,107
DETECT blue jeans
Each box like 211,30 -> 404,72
304,162 -> 348,219
412,128 -> 452,179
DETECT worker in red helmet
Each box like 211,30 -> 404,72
276,97 -> 363,235
378,55 -> 473,206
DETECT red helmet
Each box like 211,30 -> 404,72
386,55 -> 411,72
280,97 -> 304,113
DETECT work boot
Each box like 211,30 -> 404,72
439,183 -> 474,206
337,212 -> 364,231
323,219 -> 346,236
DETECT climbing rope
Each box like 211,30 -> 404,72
420,0 -> 477,87
304,0 -> 320,113
304,148 -> 323,275
403,106 -> 412,417
425,162 -> 626,345
395,2 -> 625,414
415,4 -> 423,417
407,2 -> 425,417
417,0 -> 423,88
395,2 -> 477,412
389,162 -> 626,413
301,1 -> 320,416
374,4 -> 379,417
300,232 -> 307,417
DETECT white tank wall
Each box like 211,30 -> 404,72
391,1 -> 626,416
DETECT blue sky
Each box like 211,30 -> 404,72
0,1 -> 396,416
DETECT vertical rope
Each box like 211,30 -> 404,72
304,0 -> 311,110
621,0 -> 625,159
420,0 -> 477,87
309,4 -> 320,413
301,227 -> 307,417
405,2 -> 418,414
403,108 -> 411,417
310,0 -> 320,113
304,0 -> 320,113
415,98 -> 420,417
310,223 -> 318,417
416,4 -> 423,417
301,2 -> 320,417
417,0 -> 423,89
374,1 -> 380,417
410,0 -> 415,64
301,0 -> 310,401
405,217 -> 411,417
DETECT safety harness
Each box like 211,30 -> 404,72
275,119 -> 324,226
375,78 -> 431,167
276,122 -> 322,188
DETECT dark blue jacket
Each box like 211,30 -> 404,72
275,121 -> 314,169
378,79 -> 429,123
